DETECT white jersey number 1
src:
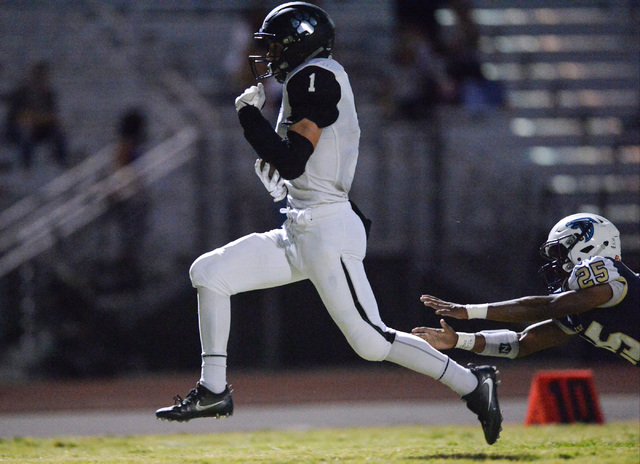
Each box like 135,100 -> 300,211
308,73 -> 316,92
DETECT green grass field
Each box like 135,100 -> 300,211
0,422 -> 637,463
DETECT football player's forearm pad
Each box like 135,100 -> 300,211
478,329 -> 519,359
238,106 -> 313,180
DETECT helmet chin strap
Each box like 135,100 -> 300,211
305,46 -> 327,62
276,46 -> 328,83
286,46 -> 327,73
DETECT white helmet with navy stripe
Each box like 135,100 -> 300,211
538,213 -> 621,290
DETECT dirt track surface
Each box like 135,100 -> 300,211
0,360 -> 637,414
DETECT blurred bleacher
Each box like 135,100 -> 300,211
0,0 -> 637,380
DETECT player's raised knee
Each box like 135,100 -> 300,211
189,249 -> 225,290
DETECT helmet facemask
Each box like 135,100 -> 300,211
538,232 -> 583,291
249,36 -> 286,82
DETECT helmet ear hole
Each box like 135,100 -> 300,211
580,245 -> 594,255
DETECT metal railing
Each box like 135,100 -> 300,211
0,126 -> 199,278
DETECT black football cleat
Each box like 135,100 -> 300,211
462,365 -> 503,445
155,383 -> 233,422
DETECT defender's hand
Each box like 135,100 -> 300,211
254,159 -> 287,202
412,319 -> 458,350
420,294 -> 469,319
235,83 -> 266,112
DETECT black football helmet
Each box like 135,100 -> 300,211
249,2 -> 335,83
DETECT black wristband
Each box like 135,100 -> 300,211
238,106 -> 314,179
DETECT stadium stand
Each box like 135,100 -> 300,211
0,0 -> 637,380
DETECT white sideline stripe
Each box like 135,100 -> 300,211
0,395 -> 637,438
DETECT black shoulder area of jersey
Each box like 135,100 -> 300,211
287,65 -> 341,128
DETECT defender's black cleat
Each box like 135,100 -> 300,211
462,365 -> 503,445
155,383 -> 233,422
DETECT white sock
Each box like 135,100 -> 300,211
197,286 -> 231,394
438,358 -> 478,397
385,331 -> 478,396
200,355 -> 227,394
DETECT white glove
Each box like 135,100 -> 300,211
254,159 -> 287,202
235,83 -> 265,112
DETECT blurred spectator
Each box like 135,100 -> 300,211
4,61 -> 69,169
392,0 -> 504,116
115,108 -> 146,168
381,27 -> 446,120
442,0 -> 504,113
110,108 -> 150,288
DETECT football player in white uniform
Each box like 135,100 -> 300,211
156,2 -> 503,444
413,213 -> 640,367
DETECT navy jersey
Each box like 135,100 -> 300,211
554,257 -> 640,365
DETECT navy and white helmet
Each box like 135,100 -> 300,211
538,213 -> 621,291
249,2 -> 335,83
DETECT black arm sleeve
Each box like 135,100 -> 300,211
237,105 -> 314,180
